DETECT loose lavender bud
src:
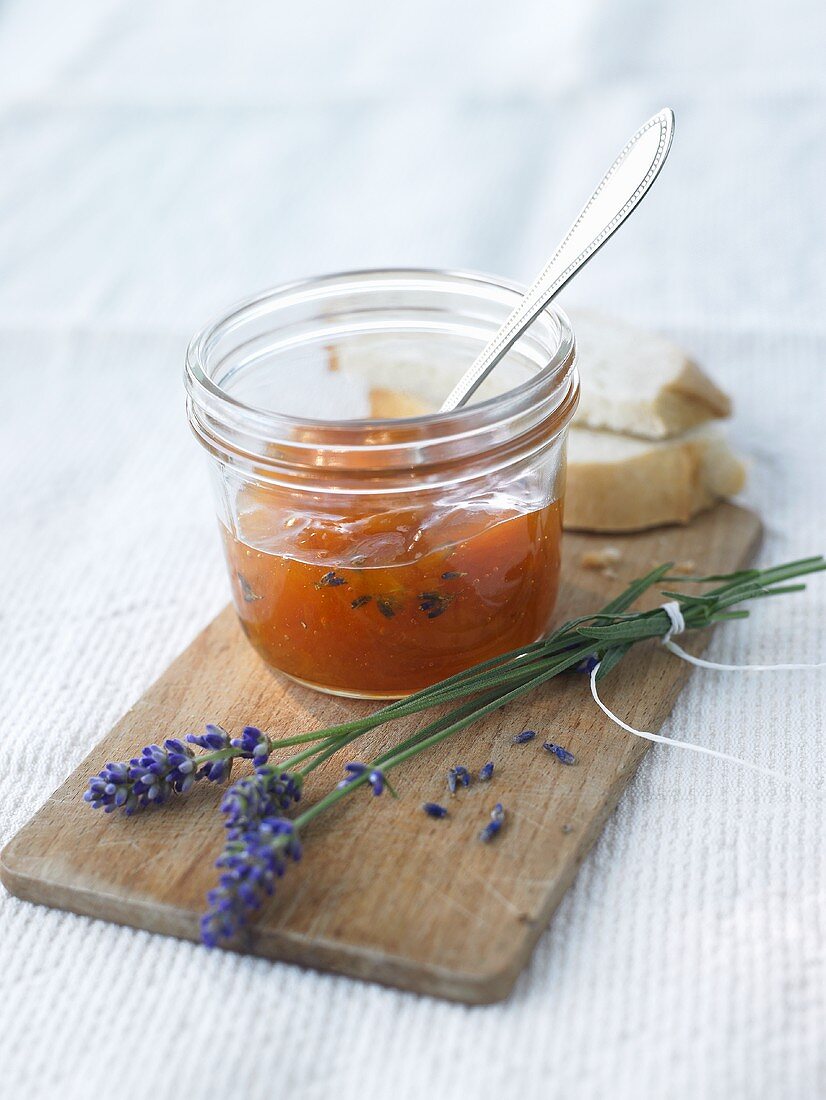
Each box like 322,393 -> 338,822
543,742 -> 576,765
422,802 -> 448,818
511,730 -> 536,744
201,817 -> 302,947
479,803 -> 506,843
220,766 -> 302,838
230,725 -> 271,765
479,761 -> 494,781
448,765 -> 471,793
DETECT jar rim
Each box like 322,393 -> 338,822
185,267 -> 576,441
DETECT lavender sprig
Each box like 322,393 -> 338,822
85,724 -> 302,816
201,818 -> 302,947
221,766 -> 302,838
84,738 -> 202,814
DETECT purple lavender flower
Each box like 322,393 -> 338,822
337,762 -> 368,789
336,762 -> 386,796
479,802 -> 506,843
575,655 -> 599,674
201,817 -> 302,947
85,737 -> 200,815
511,730 -> 536,744
85,725 -> 286,819
230,725 -> 271,766
448,765 -> 471,794
221,766 -> 302,838
423,802 -> 448,818
130,741 -> 193,801
187,723 -> 231,752
84,761 -> 141,815
368,769 -> 385,796
479,761 -> 494,781
187,724 -> 234,782
543,741 -> 577,765
163,739 -> 200,790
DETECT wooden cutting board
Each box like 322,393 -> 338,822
1,503 -> 760,1003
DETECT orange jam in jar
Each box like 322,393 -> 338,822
224,495 -> 563,696
186,270 -> 578,698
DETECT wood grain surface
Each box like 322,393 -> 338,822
1,504 -> 761,1003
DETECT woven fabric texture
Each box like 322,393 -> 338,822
1,2 -> 825,1096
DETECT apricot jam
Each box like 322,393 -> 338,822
223,495 -> 563,697
186,270 -> 578,698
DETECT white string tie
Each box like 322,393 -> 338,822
662,637 -> 826,673
654,599 -> 826,671
588,663 -> 797,783
659,600 -> 686,643
586,601 -> 826,788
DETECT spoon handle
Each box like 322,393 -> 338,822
440,108 -> 675,412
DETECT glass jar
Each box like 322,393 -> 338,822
185,269 -> 578,699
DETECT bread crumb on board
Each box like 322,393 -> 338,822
650,558 -> 697,575
580,547 -> 623,574
671,560 -> 697,575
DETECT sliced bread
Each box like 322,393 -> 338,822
564,424 -> 746,532
569,310 -> 731,439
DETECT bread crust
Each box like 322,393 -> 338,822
570,310 -> 732,439
564,427 -> 746,532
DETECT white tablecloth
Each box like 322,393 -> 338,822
2,2 -> 826,1096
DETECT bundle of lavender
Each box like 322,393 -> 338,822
84,555 -> 825,947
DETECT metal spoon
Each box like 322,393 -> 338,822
439,108 -> 675,412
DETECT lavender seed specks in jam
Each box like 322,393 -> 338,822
237,572 -> 263,603
419,591 -> 454,618
315,570 -> 347,589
